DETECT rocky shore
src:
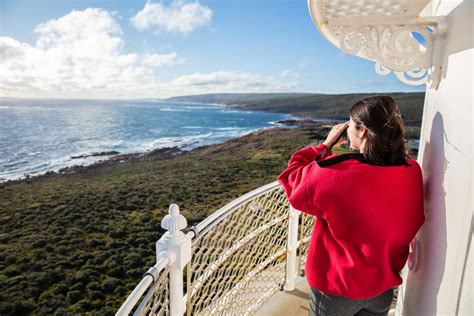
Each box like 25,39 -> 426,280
1,119 -> 420,186
0,120 -> 324,185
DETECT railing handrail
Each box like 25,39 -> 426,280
117,180 -> 298,316
116,256 -> 170,316
189,180 -> 281,240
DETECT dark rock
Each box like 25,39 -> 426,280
71,151 -> 120,159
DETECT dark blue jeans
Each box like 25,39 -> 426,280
309,287 -> 394,316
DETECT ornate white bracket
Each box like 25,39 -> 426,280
339,19 -> 446,88
308,0 -> 447,89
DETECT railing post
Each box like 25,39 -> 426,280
284,205 -> 301,291
156,204 -> 192,316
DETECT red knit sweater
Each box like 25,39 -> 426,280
277,143 -> 425,299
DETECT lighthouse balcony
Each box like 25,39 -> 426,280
116,181 -> 398,316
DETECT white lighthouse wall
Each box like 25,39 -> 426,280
401,1 -> 473,315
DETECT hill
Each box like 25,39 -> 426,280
167,92 -> 425,126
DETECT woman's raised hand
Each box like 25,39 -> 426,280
322,121 -> 350,147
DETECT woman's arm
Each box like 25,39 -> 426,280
278,122 -> 348,215
277,143 -> 328,216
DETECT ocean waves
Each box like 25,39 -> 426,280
0,99 -> 291,180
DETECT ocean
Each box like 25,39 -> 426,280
0,99 -> 304,180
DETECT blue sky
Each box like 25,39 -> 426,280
0,0 -> 424,99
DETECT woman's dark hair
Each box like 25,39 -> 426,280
350,95 -> 412,166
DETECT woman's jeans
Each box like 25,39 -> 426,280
309,287 -> 394,316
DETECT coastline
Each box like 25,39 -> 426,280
1,96 -> 421,183
0,119 -> 329,185
0,117 -> 420,185
0,103 -> 315,183
0,103 -> 302,183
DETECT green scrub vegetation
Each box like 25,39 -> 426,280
0,124 -> 335,315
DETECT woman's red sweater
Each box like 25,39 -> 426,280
277,143 -> 425,299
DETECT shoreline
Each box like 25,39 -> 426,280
0,127 -> 284,183
0,117 -> 419,185
0,119 -> 343,185
0,103 -> 306,182
0,112 -> 332,183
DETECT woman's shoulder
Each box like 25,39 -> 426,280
406,159 -> 423,178
317,153 -> 422,170
407,158 -> 421,169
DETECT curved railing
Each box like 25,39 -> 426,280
117,181 -> 315,316
117,257 -> 170,316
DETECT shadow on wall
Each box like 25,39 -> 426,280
402,1 -> 473,314
404,112 -> 448,315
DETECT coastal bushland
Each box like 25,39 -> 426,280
0,124 -> 331,314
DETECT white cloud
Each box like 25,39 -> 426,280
169,71 -> 299,93
0,37 -> 26,61
279,69 -> 300,79
0,8 -> 299,99
0,8 -> 187,98
143,52 -> 184,67
171,71 -> 252,87
130,0 -> 213,35
34,8 -> 123,54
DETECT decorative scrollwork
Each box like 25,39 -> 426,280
338,24 -> 434,85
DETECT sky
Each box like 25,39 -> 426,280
0,0 -> 425,99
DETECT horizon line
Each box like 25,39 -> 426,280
0,91 -> 426,102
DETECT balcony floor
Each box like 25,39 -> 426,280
256,276 -> 310,316
255,277 -> 397,316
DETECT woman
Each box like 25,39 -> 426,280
277,96 -> 425,316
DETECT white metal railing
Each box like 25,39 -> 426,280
116,181 -> 315,316
116,257 -> 170,316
